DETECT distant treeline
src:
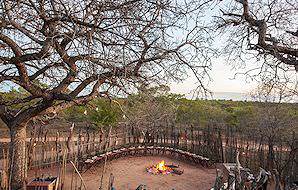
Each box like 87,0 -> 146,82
1,88 -> 297,136
60,91 -> 298,138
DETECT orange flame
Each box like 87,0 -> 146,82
156,160 -> 166,171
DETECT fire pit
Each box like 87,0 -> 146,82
146,160 -> 183,175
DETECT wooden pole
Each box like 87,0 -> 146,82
108,173 -> 114,190
99,126 -> 113,190
70,161 -> 87,190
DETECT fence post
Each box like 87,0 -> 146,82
86,128 -> 90,155
77,129 -> 82,163
92,131 -> 96,155
67,124 -> 74,160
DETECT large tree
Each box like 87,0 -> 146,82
0,0 -> 213,188
124,85 -> 178,130
215,0 -> 298,93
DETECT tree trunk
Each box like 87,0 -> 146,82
9,123 -> 27,190
267,140 -> 274,171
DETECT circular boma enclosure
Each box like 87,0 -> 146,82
29,156 -> 216,190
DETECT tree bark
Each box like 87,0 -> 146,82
267,139 -> 274,171
9,122 -> 27,190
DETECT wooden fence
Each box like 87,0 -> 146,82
0,124 -> 297,184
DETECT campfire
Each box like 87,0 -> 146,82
146,160 -> 183,175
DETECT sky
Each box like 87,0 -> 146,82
1,0 -> 296,102
0,1 -> 258,101
170,58 -> 258,100
167,2 -> 259,100
0,51 -> 261,101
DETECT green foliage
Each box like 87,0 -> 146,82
124,86 -> 178,128
59,95 -> 298,136
1,86 -> 296,133
0,80 -> 48,110
0,88 -> 31,110
62,98 -> 122,129
88,99 -> 122,127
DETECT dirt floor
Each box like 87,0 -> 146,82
28,156 -> 216,190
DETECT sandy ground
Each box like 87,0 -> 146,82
28,156 -> 216,190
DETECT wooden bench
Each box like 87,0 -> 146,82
80,146 -> 211,172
